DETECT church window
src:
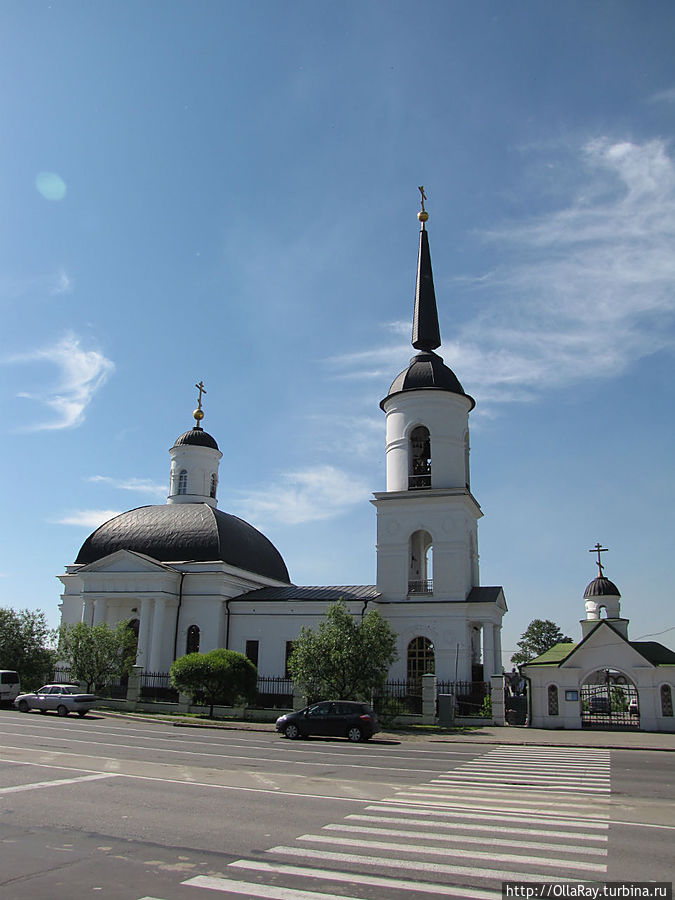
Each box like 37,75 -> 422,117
285,641 -> 295,678
210,473 -> 217,498
409,426 -> 431,490
661,684 -> 673,717
547,685 -> 559,716
408,530 -> 433,594
407,636 -> 435,683
186,624 -> 200,654
245,640 -> 259,667
177,469 -> 188,495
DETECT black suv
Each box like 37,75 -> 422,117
276,700 -> 379,742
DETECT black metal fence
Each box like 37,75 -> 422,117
373,680 -> 423,715
141,671 -> 178,703
437,680 -> 490,716
253,676 -> 294,709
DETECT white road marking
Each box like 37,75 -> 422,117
293,832 -> 607,871
267,845 -> 584,881
0,773 -> 117,794
347,812 -> 609,840
388,792 -> 611,811
228,859 -> 503,898
183,875 -> 368,899
364,803 -> 611,828
322,822 -> 608,854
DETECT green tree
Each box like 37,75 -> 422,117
511,618 -> 573,665
0,608 -> 56,691
170,649 -> 257,718
58,622 -> 137,692
288,600 -> 397,702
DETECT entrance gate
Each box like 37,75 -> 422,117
580,669 -> 640,729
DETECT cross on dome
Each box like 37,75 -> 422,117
193,380 -> 206,428
589,542 -> 609,577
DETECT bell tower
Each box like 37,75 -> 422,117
167,381 -> 223,509
372,192 -> 482,602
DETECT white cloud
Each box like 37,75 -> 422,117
54,509 -> 122,528
8,333 -> 115,430
648,87 -> 675,104
86,475 -> 167,499
330,138 -> 675,411
235,465 -> 371,526
0,269 -> 73,300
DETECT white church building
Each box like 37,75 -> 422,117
58,201 -> 507,684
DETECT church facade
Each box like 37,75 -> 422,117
522,554 -> 675,732
58,203 -> 507,684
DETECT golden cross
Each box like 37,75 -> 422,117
195,380 -> 207,411
418,185 -> 427,213
589,542 -> 609,577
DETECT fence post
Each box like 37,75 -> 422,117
422,673 -> 437,724
177,692 -> 192,714
126,665 -> 143,709
292,682 -> 307,711
491,674 -> 505,726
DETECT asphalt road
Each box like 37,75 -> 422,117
0,708 -> 673,900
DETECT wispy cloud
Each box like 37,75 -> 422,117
0,269 -> 73,300
648,86 -> 675,104
235,465 -> 371,526
54,509 -> 122,528
331,138 -> 675,411
86,475 -> 167,499
8,333 -> 115,430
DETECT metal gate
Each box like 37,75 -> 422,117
580,671 -> 640,729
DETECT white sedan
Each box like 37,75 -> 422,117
14,684 -> 97,717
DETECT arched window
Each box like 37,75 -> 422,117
409,530 -> 433,594
409,426 -> 431,490
661,684 -> 674,717
407,636 -> 435,682
177,469 -> 188,495
209,473 -> 217,498
547,685 -> 559,716
186,625 -> 200,655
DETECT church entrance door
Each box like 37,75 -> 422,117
580,668 -> 639,729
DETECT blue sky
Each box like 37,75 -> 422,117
1,1 -> 674,665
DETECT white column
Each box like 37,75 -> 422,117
135,598 -> 153,668
81,599 -> 94,625
482,622 -> 495,678
93,597 -> 106,625
149,598 -> 166,672
493,625 -> 503,675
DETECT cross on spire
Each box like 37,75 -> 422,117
195,380 -> 207,410
589,542 -> 609,577
193,381 -> 207,428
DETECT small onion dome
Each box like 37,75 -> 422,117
76,504 -> 289,582
171,428 -> 219,451
584,576 -> 621,599
381,350 -> 475,410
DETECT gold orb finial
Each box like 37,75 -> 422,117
193,380 -> 207,429
417,185 -> 429,227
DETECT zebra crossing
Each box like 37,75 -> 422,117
144,745 -> 612,900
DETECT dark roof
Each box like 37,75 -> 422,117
231,585 -> 380,603
584,576 -> 621,598
382,350 -> 475,410
76,503 -> 289,582
466,586 -> 504,604
412,226 -> 441,351
629,642 -> 675,665
171,427 -> 219,451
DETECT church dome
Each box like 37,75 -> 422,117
75,503 -> 289,582
584,576 -> 621,599
171,428 -> 219,451
382,350 -> 475,410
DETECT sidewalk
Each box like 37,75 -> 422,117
99,709 -> 674,750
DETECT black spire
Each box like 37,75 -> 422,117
412,192 -> 441,351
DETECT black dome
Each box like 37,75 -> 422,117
76,504 -> 289,582
381,351 -> 475,410
171,428 -> 219,451
584,576 -> 621,599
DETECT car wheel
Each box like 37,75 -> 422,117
347,726 -> 363,742
284,723 -> 300,739
17,699 -> 29,713
77,710 -> 87,718
57,704 -> 69,717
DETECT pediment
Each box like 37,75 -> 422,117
77,549 -> 175,575
560,621 -> 653,669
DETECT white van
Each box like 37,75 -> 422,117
0,671 -> 21,703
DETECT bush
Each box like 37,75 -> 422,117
170,649 -> 257,717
